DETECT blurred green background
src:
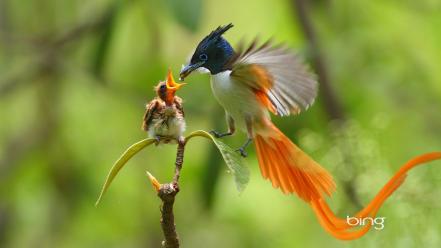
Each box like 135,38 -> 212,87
1,0 -> 440,247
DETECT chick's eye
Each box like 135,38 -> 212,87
160,85 -> 166,89
199,53 -> 208,61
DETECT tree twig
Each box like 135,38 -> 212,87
172,142 -> 185,185
158,183 -> 180,248
150,140 -> 186,248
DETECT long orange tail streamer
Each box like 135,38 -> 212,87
254,123 -> 336,202
254,122 -> 441,240
310,152 -> 441,240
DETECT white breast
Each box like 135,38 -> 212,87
210,70 -> 264,131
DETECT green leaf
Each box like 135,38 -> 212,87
187,130 -> 250,192
95,138 -> 156,206
96,130 -> 249,205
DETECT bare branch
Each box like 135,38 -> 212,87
158,183 -> 180,248
155,140 -> 186,248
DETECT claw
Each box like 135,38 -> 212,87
236,147 -> 248,157
236,138 -> 252,158
209,130 -> 221,138
154,136 -> 161,145
210,130 -> 232,138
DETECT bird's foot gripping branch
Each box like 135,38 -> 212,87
95,130 -> 249,248
176,23 -> 441,241
95,129 -> 441,243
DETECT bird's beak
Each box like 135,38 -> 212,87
179,61 -> 204,81
166,69 -> 186,91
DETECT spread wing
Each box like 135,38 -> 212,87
174,96 -> 184,117
142,98 -> 160,131
230,39 -> 318,116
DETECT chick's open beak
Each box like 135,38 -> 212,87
166,69 -> 186,91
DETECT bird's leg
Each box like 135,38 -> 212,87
236,139 -> 252,158
236,116 -> 253,158
154,136 -> 161,145
210,114 -> 235,138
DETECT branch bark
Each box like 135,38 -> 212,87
155,141 -> 186,248
158,183 -> 179,248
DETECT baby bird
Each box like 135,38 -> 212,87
142,70 -> 186,144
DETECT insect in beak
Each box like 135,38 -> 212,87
179,61 -> 204,81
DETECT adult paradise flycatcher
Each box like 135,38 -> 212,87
179,23 -> 441,240
143,70 -> 186,145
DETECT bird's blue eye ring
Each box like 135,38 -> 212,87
199,53 -> 208,61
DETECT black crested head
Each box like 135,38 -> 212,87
192,23 -> 235,74
197,23 -> 234,52
180,23 -> 235,79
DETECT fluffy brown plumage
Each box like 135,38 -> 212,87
142,70 -> 186,144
